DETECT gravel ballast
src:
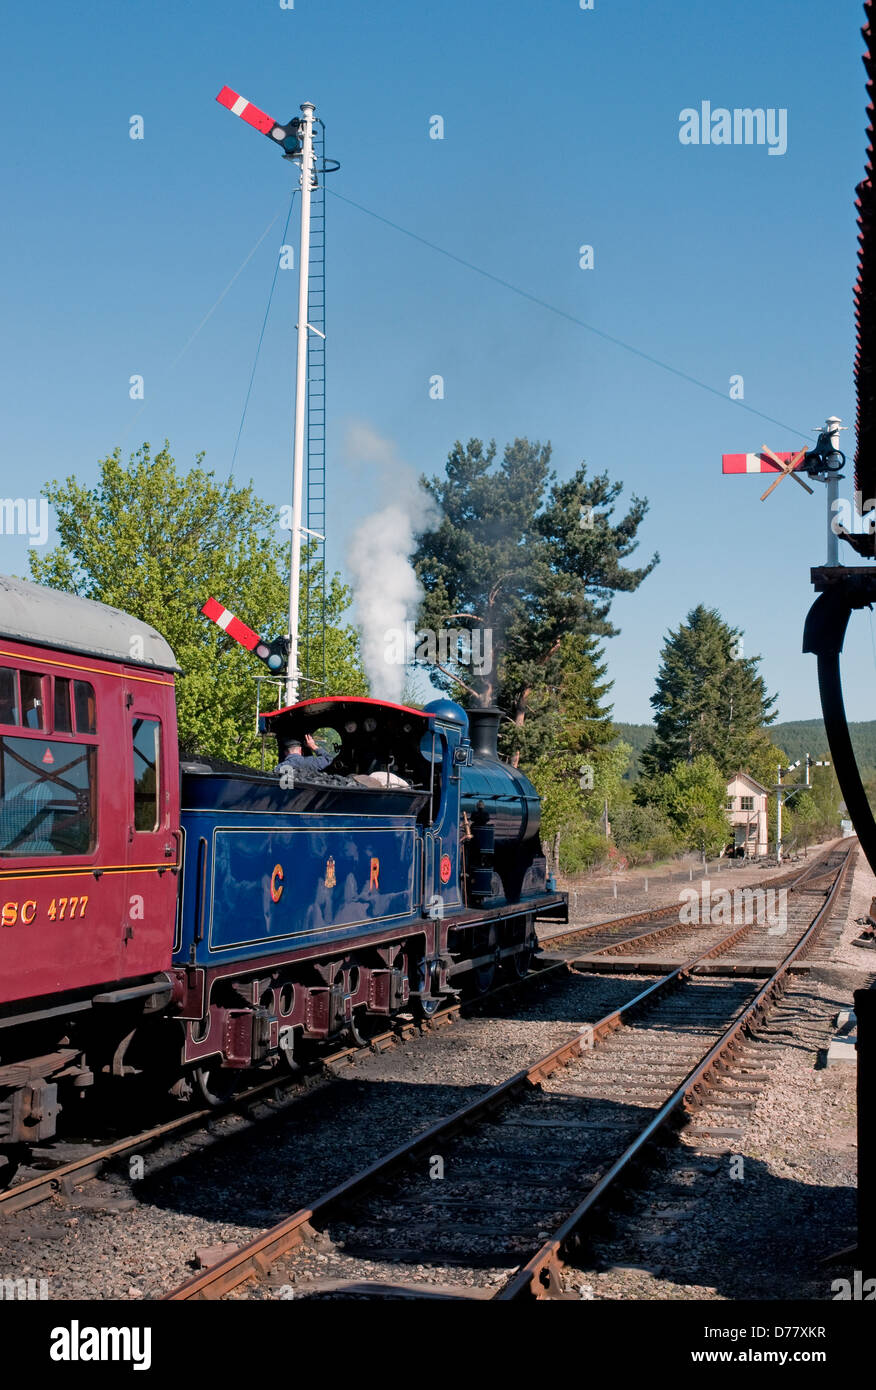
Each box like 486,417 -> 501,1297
0,841 -> 867,1302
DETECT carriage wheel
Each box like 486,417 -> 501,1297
192,1062 -> 239,1107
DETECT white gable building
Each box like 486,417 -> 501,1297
725,772 -> 770,857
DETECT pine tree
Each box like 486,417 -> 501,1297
640,606 -> 777,778
524,633 -> 623,868
510,631 -> 615,765
413,437 -> 658,751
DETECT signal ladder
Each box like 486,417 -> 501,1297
303,118 -> 327,692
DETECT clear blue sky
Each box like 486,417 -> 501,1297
0,0 -> 871,726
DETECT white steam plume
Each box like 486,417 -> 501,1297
344,422 -> 440,702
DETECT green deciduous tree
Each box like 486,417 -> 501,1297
641,605 -> 777,779
783,787 -> 820,850
608,803 -> 679,866
29,442 -> 366,763
637,754 -> 730,855
745,741 -> 786,798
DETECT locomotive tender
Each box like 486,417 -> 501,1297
0,575 -> 565,1172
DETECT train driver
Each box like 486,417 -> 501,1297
277,732 -> 336,773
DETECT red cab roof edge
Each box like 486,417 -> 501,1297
260,694 -> 436,721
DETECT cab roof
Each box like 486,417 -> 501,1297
260,694 -> 435,726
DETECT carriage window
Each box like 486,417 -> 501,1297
0,668 -> 19,726
132,718 -> 160,831
0,736 -> 97,856
74,681 -> 96,734
20,672 -> 44,729
53,677 -> 73,733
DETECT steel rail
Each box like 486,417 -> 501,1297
5,844 -> 844,1221
0,956 -> 575,1215
495,841 -> 856,1299
163,845 -> 853,1301
0,1076 -> 306,1217
544,844 -> 841,951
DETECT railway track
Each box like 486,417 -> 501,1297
0,843 -> 846,1222
0,955 -> 575,1216
161,841 -> 855,1301
541,846 -> 840,956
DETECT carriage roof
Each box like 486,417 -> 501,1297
0,574 -> 179,672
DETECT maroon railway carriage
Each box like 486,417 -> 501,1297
0,576 -> 179,1164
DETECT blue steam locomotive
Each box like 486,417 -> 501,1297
173,695 -> 564,1101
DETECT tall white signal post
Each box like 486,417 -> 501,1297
215,86 -> 323,706
286,102 -> 316,706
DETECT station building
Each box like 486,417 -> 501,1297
725,772 -> 770,857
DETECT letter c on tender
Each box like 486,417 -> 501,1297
270,864 -> 284,903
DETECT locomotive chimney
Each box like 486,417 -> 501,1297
467,707 -> 501,759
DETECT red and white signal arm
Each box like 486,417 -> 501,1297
200,598 -> 289,673
216,86 -> 278,135
723,458 -> 806,480
200,597 -> 262,653
722,451 -> 803,474
215,87 -> 301,154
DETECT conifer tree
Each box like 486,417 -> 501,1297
641,605 -> 777,778
413,437 -> 658,752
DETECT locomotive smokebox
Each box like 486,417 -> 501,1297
467,707 -> 501,760
460,706 -> 543,901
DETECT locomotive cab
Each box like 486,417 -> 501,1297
261,695 -> 437,799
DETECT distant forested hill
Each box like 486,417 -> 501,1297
770,720 -> 876,778
614,719 -> 876,782
614,723 -> 654,779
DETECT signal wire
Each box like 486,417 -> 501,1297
230,188 -> 299,473
328,188 -> 811,441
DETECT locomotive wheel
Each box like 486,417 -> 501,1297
347,1011 -> 369,1047
192,1062 -> 239,1107
413,994 -> 441,1020
470,924 -> 499,995
412,958 -> 442,1019
505,943 -> 534,979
